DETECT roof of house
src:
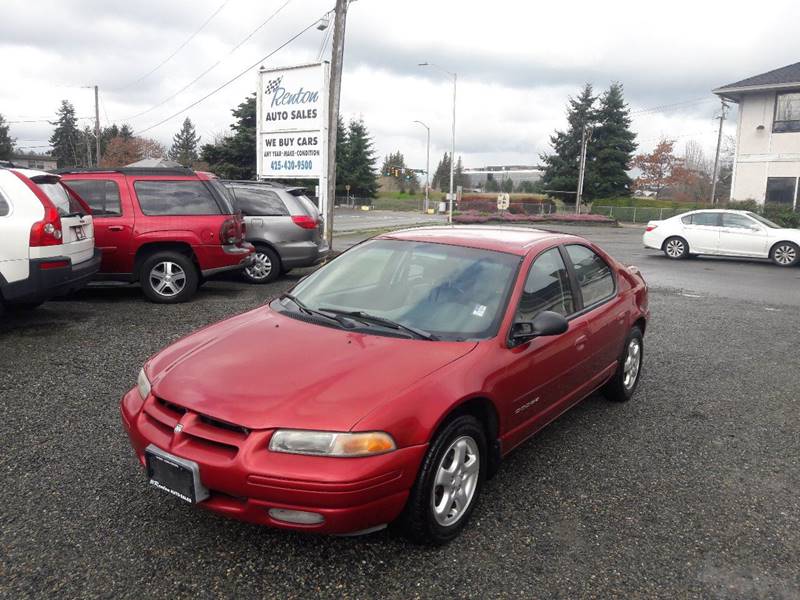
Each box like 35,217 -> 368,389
714,61 -> 800,98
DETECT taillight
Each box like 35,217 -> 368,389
645,225 -> 658,232
291,215 -> 318,229
30,204 -> 63,247
219,218 -> 242,245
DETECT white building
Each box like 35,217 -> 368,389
714,61 -> 800,209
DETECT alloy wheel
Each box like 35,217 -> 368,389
431,436 -> 480,527
623,338 -> 642,390
149,261 -> 187,298
245,252 -> 273,281
773,244 -> 797,266
665,239 -> 685,258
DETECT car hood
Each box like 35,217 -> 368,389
147,307 -> 478,431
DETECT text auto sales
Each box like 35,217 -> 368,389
264,85 -> 319,123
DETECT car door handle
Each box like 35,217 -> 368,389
108,225 -> 124,231
575,335 -> 589,349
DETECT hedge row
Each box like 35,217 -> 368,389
460,194 -> 549,203
459,200 -> 557,214
453,211 -> 615,225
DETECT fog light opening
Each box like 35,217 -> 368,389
268,508 -> 325,525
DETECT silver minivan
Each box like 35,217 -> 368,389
222,181 -> 329,283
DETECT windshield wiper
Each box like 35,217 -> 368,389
318,308 -> 438,341
279,294 -> 355,328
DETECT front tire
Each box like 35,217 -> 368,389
139,252 -> 199,303
603,326 -> 644,402
242,245 -> 281,284
663,236 -> 689,260
770,242 -> 799,267
401,415 -> 486,545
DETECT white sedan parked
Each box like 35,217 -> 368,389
643,209 -> 800,267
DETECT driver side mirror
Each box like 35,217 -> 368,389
510,311 -> 569,346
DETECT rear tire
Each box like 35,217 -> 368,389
770,242 -> 799,267
603,326 -> 644,402
401,415 -> 486,545
242,245 -> 281,284
139,251 -> 199,303
663,236 -> 689,260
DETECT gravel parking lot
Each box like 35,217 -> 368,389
2,225 -> 799,599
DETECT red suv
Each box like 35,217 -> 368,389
60,168 -> 254,303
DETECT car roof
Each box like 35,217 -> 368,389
222,180 -> 304,192
57,167 -> 202,178
5,167 -> 57,179
377,226 -> 574,256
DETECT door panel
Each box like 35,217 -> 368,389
718,214 -> 769,257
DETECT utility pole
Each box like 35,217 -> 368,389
413,120 -> 430,213
710,99 -> 729,205
324,0 -> 349,250
448,73 -> 457,224
94,85 -> 101,167
576,125 -> 591,214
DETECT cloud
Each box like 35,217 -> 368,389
1,0 -> 796,168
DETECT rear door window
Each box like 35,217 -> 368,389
63,179 -> 121,216
691,212 -> 720,227
134,180 -> 222,215
564,244 -> 615,307
232,187 -> 289,216
33,177 -> 86,216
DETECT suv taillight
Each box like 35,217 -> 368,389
30,204 -> 63,246
291,215 -> 318,230
219,218 -> 242,245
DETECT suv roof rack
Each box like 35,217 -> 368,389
55,167 -> 196,176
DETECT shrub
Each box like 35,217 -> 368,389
453,211 -> 615,225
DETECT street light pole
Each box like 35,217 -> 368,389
419,63 -> 457,224
413,120 -> 430,213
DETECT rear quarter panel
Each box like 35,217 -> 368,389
0,173 -> 43,284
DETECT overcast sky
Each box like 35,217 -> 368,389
2,0 -> 798,170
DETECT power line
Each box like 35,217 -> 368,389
7,116 -> 94,124
124,0 -> 293,122
115,0 -> 233,91
631,97 -> 715,115
134,10 -> 327,136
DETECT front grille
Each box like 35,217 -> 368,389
142,396 -> 250,460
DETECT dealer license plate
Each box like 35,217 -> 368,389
144,445 -> 209,504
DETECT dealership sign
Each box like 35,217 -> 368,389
257,63 -> 329,179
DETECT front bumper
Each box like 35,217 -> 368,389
2,249 -> 102,303
120,388 -> 427,534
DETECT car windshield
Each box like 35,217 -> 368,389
747,212 -> 782,229
285,239 -> 521,340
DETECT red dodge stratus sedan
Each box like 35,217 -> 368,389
121,226 -> 649,544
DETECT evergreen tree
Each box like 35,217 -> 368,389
49,100 -> 84,168
119,124 -> 134,140
591,82 -> 637,198
0,114 -> 14,159
539,84 -> 597,203
341,118 -> 378,197
454,155 -> 468,190
335,114 -> 348,191
431,152 -> 450,191
169,117 -> 201,165
201,94 -> 257,179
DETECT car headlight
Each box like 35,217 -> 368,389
137,368 -> 151,400
269,430 -> 396,457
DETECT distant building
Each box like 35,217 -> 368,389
9,153 -> 57,171
463,165 -> 543,191
714,61 -> 800,209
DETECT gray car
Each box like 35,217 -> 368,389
222,181 -> 329,283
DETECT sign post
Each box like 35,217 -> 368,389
257,63 -> 330,231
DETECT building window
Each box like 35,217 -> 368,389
765,177 -> 798,210
773,92 -> 800,133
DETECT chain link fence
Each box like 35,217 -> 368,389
590,205 -> 692,223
